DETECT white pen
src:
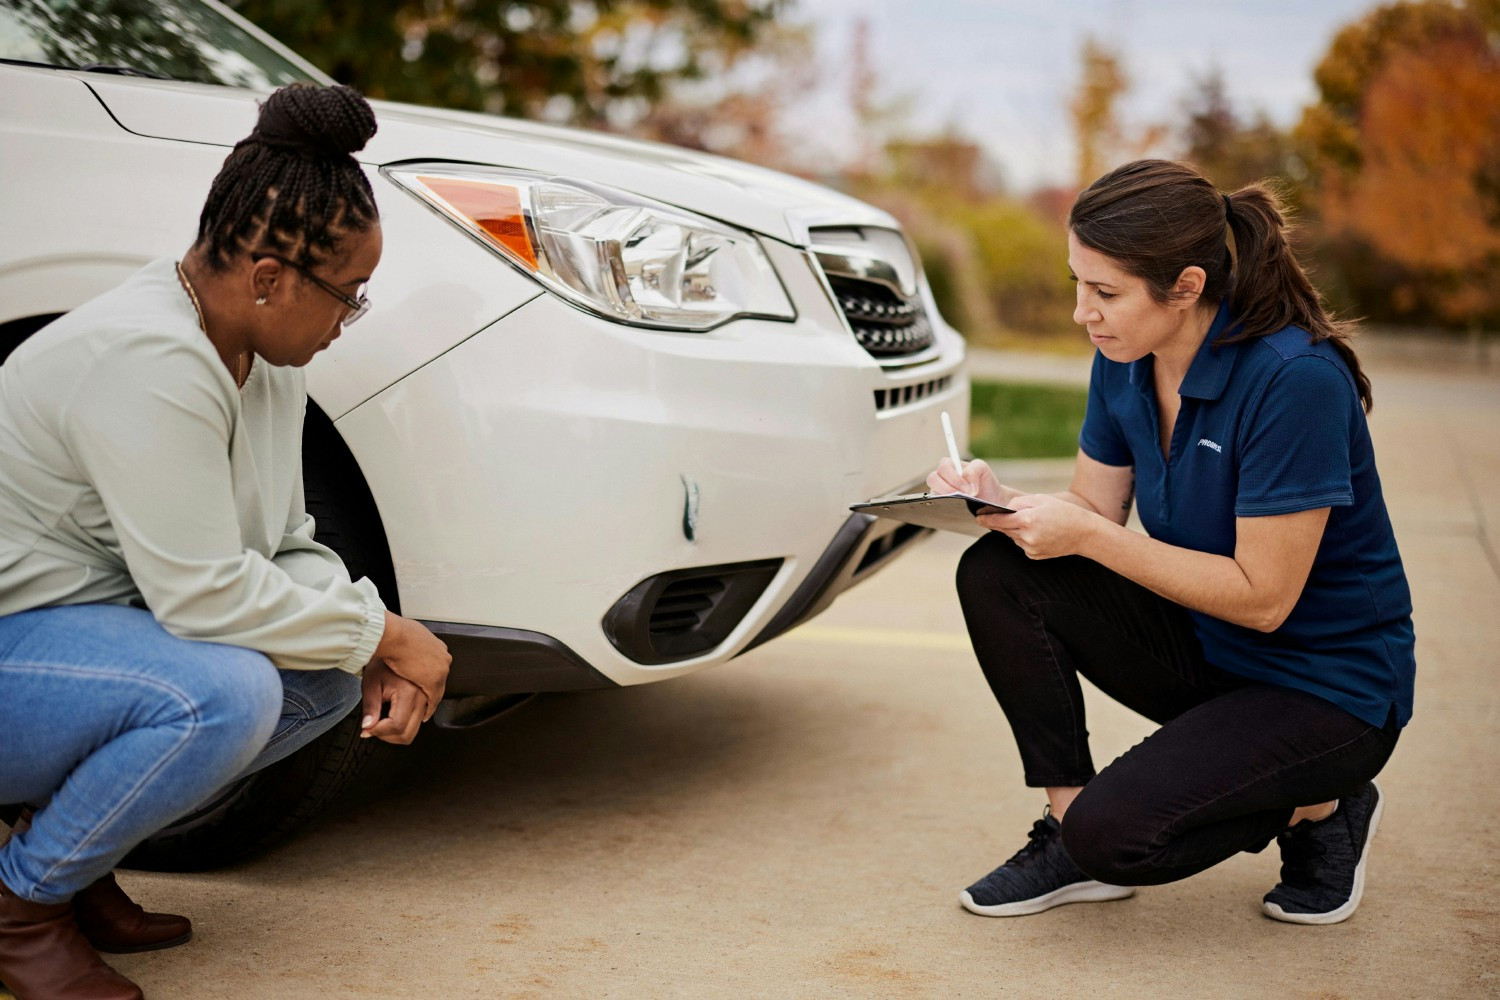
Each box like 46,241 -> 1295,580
940,410 -> 964,482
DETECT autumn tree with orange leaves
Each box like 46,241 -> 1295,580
1299,0 -> 1500,329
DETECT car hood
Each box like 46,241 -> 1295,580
84,76 -> 896,245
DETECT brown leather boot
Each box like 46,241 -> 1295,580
3,808 -> 191,954
0,877 -> 143,1000
73,873 -> 192,954
70,869 -> 192,959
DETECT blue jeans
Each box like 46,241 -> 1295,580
0,604 -> 361,904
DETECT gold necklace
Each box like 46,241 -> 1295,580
175,260 -> 247,388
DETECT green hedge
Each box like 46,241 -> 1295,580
969,381 -> 1088,459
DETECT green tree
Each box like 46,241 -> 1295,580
231,0 -> 788,127
1179,67 -> 1301,195
13,0 -> 219,82
964,199 -> 1076,338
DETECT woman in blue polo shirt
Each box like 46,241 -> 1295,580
932,159 -> 1414,924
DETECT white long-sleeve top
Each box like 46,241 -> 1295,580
0,258 -> 385,673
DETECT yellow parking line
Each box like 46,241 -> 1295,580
785,624 -> 973,652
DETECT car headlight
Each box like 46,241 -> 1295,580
385,164 -> 796,331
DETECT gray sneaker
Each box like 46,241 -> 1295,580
1263,781 -> 1384,925
960,809 -> 1135,917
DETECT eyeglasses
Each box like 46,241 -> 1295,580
252,253 -> 371,325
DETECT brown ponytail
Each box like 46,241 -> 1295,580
1070,160 -> 1372,411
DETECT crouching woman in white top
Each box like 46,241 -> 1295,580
0,83 -> 451,1000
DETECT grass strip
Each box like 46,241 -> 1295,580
968,380 -> 1088,459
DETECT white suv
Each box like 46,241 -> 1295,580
0,0 -> 968,867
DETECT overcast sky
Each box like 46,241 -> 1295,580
783,0 -> 1380,190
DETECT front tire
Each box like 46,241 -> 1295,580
120,713 -> 372,871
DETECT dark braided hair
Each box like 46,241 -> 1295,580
195,83 -> 378,271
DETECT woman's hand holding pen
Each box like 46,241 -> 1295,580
928,411 -> 1092,555
926,450 -> 1097,558
926,457 -> 1015,508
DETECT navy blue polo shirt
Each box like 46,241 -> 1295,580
1078,301 -> 1415,729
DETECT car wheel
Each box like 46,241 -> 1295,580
119,414 -> 396,871
118,712 -> 372,871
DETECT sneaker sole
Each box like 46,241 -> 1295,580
1262,780 -> 1384,926
960,880 -> 1135,917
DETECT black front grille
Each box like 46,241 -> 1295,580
829,276 -> 936,359
811,228 -> 936,362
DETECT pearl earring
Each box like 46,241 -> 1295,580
255,297 -> 267,305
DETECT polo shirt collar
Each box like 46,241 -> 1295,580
1124,299 -> 1237,399
1179,299 -> 1238,400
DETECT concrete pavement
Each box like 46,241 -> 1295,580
6,351 -> 1497,999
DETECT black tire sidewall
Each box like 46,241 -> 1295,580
120,708 -> 373,872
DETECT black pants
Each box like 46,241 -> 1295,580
957,532 -> 1400,887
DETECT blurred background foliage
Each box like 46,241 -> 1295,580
233,0 -> 1500,348
233,0 -> 792,127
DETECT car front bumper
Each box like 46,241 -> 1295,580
419,503 -> 931,698
335,239 -> 968,688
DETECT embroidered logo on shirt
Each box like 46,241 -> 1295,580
1197,438 -> 1223,453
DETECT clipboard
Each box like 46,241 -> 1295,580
849,492 -> 1015,538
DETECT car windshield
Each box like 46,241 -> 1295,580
0,0 -> 326,88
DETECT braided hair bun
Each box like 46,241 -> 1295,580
195,83 -> 380,269
249,83 -> 377,159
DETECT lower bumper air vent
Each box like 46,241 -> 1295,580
603,559 -> 783,665
874,374 -> 953,411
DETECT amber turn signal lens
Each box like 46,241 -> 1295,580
415,175 -> 538,269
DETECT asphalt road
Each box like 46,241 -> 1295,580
7,354 -> 1498,999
